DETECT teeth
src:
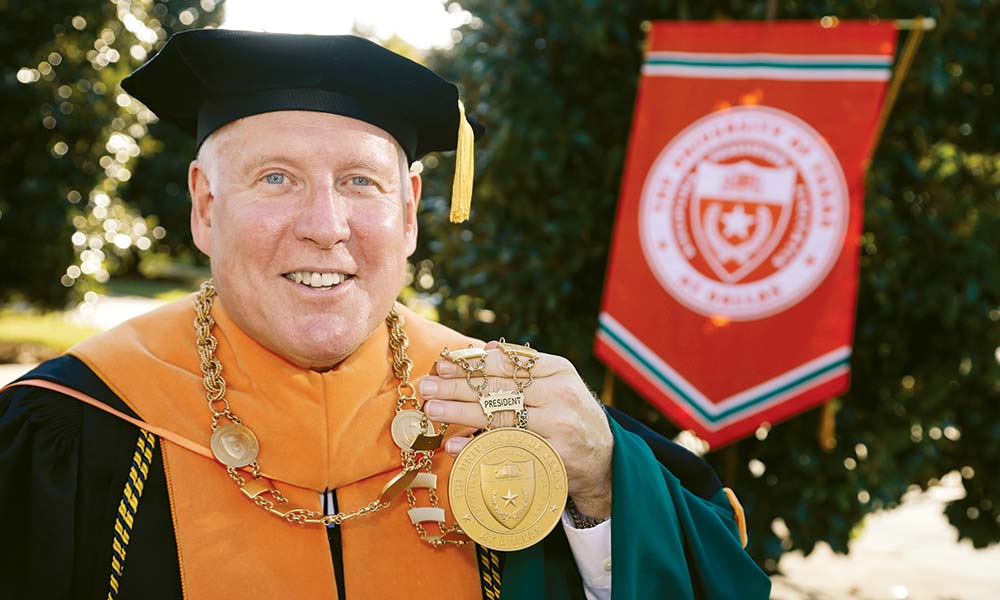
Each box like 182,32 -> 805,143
284,271 -> 349,288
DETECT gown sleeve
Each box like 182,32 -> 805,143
500,414 -> 771,600
1,356 -> 182,600
0,384 -> 82,599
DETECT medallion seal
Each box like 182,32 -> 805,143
391,409 -> 436,450
448,428 -> 567,551
210,422 -> 259,468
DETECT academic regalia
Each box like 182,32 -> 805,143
1,28 -> 769,599
0,295 -> 768,599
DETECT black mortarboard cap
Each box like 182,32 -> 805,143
123,29 -> 482,222
121,28 -> 484,167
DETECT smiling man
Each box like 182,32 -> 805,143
191,110 -> 418,369
0,29 -> 769,600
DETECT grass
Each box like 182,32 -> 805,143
0,311 -> 100,352
1,274 -> 199,360
105,278 -> 199,301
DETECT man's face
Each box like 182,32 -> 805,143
189,111 -> 421,369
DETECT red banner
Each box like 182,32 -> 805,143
596,21 -> 897,447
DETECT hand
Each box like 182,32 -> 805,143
418,341 -> 614,518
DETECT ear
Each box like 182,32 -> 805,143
403,171 -> 421,257
189,160 -> 214,257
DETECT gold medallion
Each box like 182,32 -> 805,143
210,422 -> 259,468
391,409 -> 436,450
448,428 -> 567,551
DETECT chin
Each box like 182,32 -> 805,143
271,341 -> 347,370
280,323 -> 368,369
302,354 -> 351,371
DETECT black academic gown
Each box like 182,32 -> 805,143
1,355 -> 741,600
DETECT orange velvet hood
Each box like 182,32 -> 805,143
71,294 -> 482,599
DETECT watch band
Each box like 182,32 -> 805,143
566,496 -> 609,529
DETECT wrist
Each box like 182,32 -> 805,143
568,487 -> 611,521
566,495 -> 610,528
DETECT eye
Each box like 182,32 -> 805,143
351,175 -> 372,186
264,173 -> 285,185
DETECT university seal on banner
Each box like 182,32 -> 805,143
639,105 -> 849,320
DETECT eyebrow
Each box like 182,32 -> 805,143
238,152 -> 307,174
238,151 -> 397,177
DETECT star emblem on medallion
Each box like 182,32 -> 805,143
501,488 -> 520,507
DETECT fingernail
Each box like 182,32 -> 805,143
436,360 -> 454,375
419,377 -> 438,397
445,438 -> 460,454
424,401 -> 443,418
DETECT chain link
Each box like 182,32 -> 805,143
195,281 -> 465,544
498,338 -> 537,394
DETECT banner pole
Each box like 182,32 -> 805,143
816,15 -> 934,450
870,16 -> 936,152
818,399 -> 840,452
601,367 -> 616,407
598,20 -> 651,411
765,0 -> 778,21
894,17 -> 937,31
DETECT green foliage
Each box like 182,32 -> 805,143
124,118 -> 207,268
418,0 -> 999,569
0,0 -> 220,308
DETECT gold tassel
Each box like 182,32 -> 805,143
450,99 -> 475,223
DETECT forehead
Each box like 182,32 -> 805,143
206,110 -> 405,169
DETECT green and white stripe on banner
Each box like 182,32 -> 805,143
643,51 -> 893,81
597,312 -> 851,430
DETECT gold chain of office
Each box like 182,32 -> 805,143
194,280 -> 467,546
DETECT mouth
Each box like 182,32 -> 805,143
282,270 -> 355,290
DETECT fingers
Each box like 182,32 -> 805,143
419,373 -> 521,404
444,436 -> 472,457
424,398 -> 537,431
435,347 -> 571,380
424,397 -> 488,428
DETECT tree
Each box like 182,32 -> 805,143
0,0 -> 221,307
417,0 -> 999,569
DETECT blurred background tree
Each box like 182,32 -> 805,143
0,0 -> 219,308
415,0 -> 999,570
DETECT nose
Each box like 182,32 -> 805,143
292,180 -> 351,249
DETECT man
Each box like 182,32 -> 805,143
0,29 -> 769,599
